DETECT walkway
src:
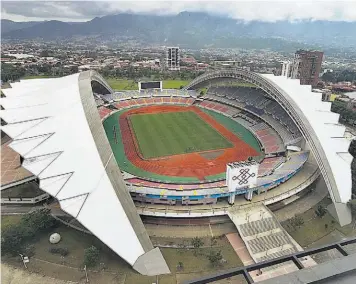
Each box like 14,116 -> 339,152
1,263 -> 77,284
274,177 -> 328,222
226,205 -> 317,281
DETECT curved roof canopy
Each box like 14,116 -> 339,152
1,71 -> 169,276
184,70 -> 352,219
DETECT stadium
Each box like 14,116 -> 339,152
1,69 -> 353,277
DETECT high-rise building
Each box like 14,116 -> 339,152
281,61 -> 292,77
290,50 -> 323,86
166,47 -> 180,71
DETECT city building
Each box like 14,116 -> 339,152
290,50 -> 324,86
213,60 -> 242,69
281,61 -> 292,77
165,47 -> 180,71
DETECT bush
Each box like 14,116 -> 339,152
207,250 -> 223,267
21,208 -> 57,231
1,209 -> 57,257
210,237 -> 218,247
288,215 -> 304,231
83,246 -> 100,268
177,261 -> 184,271
315,205 -> 327,218
191,237 -> 204,249
1,225 -> 28,256
49,247 -> 69,256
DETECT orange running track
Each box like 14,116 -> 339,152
119,105 -> 259,180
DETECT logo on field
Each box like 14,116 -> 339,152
232,168 -> 256,185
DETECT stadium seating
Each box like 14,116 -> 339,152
257,152 -> 309,186
98,106 -> 113,119
258,157 -> 285,177
104,89 -> 197,111
206,86 -> 302,145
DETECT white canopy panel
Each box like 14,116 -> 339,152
0,73 -> 169,275
261,74 -> 352,204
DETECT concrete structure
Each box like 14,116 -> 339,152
0,71 -> 170,276
166,47 -> 180,71
214,60 -> 242,69
290,50 -> 324,87
281,61 -> 292,77
184,69 -> 352,226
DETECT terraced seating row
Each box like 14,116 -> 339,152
255,128 -> 284,154
207,86 -> 302,144
98,106 -> 113,119
198,100 -> 235,115
257,152 -> 309,186
239,217 -> 277,237
256,247 -> 296,263
258,157 -> 285,177
113,96 -> 195,110
247,231 -> 292,254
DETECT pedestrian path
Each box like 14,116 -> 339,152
227,204 -> 317,281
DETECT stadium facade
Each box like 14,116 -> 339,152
1,69 -> 352,275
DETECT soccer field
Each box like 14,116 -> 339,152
129,111 -> 233,159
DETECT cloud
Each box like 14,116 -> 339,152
2,0 -> 356,22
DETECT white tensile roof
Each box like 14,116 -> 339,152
262,74 -> 352,204
1,73 -> 169,275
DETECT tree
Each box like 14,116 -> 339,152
1,209 -> 57,257
177,261 -> 184,271
191,237 -> 204,249
1,63 -> 25,82
40,50 -> 52,57
288,215 -> 304,231
207,250 -> 223,267
21,208 -> 57,232
349,140 -> 356,197
315,205 -> 327,218
1,225 -> 29,256
348,199 -> 356,218
83,246 -> 100,267
210,237 -> 218,247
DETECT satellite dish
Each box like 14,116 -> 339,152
49,233 -> 61,244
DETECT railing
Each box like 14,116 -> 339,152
136,167 -> 319,217
1,193 -> 50,204
184,236 -> 356,284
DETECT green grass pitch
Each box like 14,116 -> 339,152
129,111 -> 233,159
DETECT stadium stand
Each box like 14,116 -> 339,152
108,90 -> 197,111
98,106 -> 113,119
257,152 -> 309,186
206,86 -> 303,146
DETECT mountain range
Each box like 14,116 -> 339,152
2,12 -> 356,50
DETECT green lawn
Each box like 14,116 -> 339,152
1,215 -> 22,230
105,78 -> 190,90
129,111 -> 233,159
103,107 -> 262,182
162,80 -> 190,89
23,75 -> 58,79
105,78 -> 137,90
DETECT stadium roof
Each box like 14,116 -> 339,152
184,69 -> 353,225
0,71 -> 170,276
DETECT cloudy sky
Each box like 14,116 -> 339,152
2,0 -> 356,22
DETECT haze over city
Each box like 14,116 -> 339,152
2,0 -> 356,22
